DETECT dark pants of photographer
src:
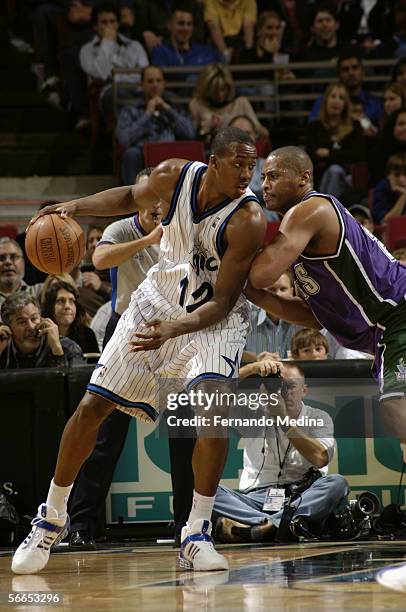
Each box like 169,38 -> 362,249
69,311 -> 196,540
212,474 -> 349,533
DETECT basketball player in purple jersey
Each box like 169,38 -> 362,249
11,128 -> 267,575
244,146 -> 406,591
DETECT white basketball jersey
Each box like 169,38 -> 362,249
138,161 -> 260,327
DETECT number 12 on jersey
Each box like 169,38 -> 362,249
179,276 -> 214,313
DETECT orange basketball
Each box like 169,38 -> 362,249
25,214 -> 85,274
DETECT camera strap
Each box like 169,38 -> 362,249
275,426 -> 291,483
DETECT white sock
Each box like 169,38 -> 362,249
187,490 -> 215,529
46,479 -> 73,520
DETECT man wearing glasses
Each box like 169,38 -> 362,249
0,238 -> 42,315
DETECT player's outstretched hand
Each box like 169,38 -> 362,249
130,319 -> 178,351
27,200 -> 78,231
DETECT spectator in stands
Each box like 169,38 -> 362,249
245,271 -> 303,360
236,10 -> 294,108
309,50 -> 383,128
238,10 -> 291,65
41,280 -> 99,354
391,57 -> 406,91
40,273 -> 77,306
71,226 -> 112,318
291,328 -> 329,360
0,294 -> 84,368
0,238 -> 42,313
30,1 -> 65,108
151,5 -> 220,72
79,2 -> 149,114
57,0 -> 95,130
305,83 -> 366,199
372,0 -> 406,59
368,0 -> 396,43
350,95 -> 378,138
117,65 -> 195,184
204,0 -> 257,62
381,82 -> 406,128
372,153 -> 406,224
189,63 -> 268,145
369,108 -> 406,185
256,0 -> 315,50
213,362 -> 347,543
348,204 -> 375,233
133,0 -> 206,53
297,3 -> 344,63
228,115 -> 268,202
337,0 -> 373,45
393,247 -> 406,265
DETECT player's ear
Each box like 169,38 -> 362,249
209,154 -> 218,169
299,170 -> 310,186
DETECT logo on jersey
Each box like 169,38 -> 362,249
395,357 -> 406,382
191,242 -> 218,276
211,215 -> 222,229
222,351 -> 240,378
94,363 -> 107,378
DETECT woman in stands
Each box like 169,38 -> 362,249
42,280 -> 99,355
189,63 -> 268,145
381,82 -> 406,128
369,108 -> 406,185
305,82 -> 366,198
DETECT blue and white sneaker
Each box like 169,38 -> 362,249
179,519 -> 229,571
11,504 -> 69,575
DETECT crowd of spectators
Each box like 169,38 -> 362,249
7,1 -> 406,194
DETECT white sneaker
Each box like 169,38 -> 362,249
179,519 -> 229,571
11,504 -> 69,575
376,563 -> 406,592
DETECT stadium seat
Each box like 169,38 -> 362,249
255,136 -> 272,159
384,216 -> 406,251
0,223 -> 18,239
351,162 -> 369,190
143,141 -> 206,166
264,220 -> 280,245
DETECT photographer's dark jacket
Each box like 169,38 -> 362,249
0,336 -> 84,369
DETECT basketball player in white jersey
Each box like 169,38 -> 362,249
12,127 -> 267,574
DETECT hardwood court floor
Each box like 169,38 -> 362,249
1,540 -> 406,611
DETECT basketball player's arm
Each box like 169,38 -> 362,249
244,283 -> 321,329
93,226 -> 162,269
246,200 -> 328,326
28,160 -> 187,225
131,205 -> 267,349
250,204 -> 320,289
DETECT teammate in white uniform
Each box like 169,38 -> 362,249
12,127 -> 267,574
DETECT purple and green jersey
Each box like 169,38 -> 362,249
292,191 -> 406,368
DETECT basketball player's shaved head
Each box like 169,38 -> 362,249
268,146 -> 314,179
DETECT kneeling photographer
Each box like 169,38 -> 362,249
213,362 -> 349,543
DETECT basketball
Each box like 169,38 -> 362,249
25,213 -> 85,274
